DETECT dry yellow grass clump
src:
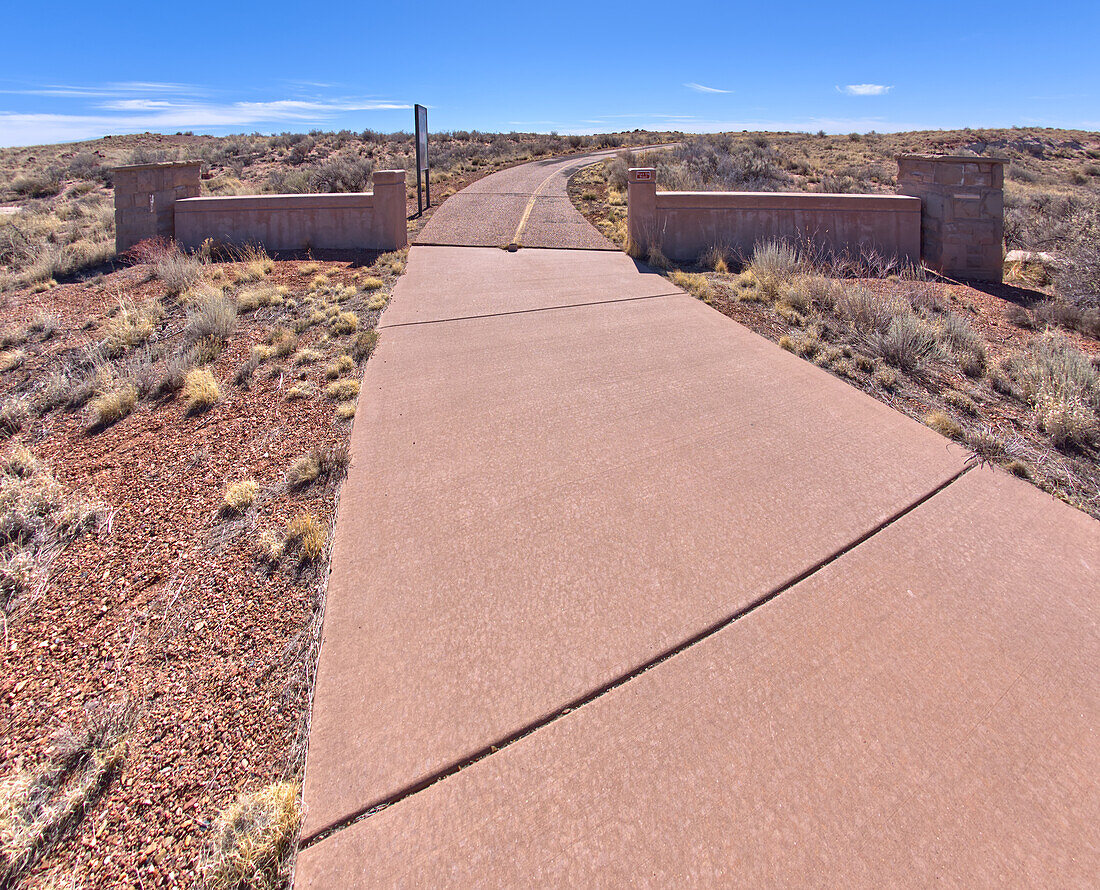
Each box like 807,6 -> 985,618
204,782 -> 300,890
0,350 -> 26,373
325,378 -> 359,401
223,479 -> 258,513
925,410 -> 962,439
183,368 -> 221,413
330,312 -> 358,335
325,355 -> 354,379
286,512 -> 325,563
88,379 -> 138,429
359,276 -> 384,291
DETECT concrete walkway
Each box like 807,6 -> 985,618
296,153 -> 1099,887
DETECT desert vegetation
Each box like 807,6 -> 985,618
0,128 -> 671,295
0,234 -> 401,888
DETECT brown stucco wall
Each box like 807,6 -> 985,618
173,170 -> 408,252
627,156 -> 1005,280
113,164 -> 408,254
627,168 -> 921,265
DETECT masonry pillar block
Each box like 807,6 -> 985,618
897,154 -> 1006,282
627,168 -> 658,257
113,161 -> 202,253
372,170 -> 408,251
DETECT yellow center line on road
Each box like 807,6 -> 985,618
509,164 -> 574,248
506,145 -> 675,249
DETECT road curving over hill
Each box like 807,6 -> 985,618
414,147 -> 642,250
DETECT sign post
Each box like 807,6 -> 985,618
414,104 -> 429,216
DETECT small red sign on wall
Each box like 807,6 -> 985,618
634,170 -> 653,181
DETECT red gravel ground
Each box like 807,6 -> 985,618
0,252 -> 401,887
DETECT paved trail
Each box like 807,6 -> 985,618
415,148 -> 628,249
296,151 -> 1099,887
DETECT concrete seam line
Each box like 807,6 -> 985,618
298,462 -> 974,850
411,242 -> 618,252
377,291 -> 688,330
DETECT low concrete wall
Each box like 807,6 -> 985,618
114,162 -> 201,252
627,169 -> 921,266
174,170 -> 407,252
113,164 -> 408,254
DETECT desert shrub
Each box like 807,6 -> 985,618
12,171 -> 62,198
204,783 -> 299,890
834,285 -> 903,335
780,275 -> 834,313
873,313 -> 938,371
186,291 -> 238,344
1034,300 -> 1100,338
67,152 -> 109,183
182,368 -> 221,413
748,241 -> 801,298
351,330 -> 379,362
1005,304 -> 1036,329
938,313 -> 987,376
1005,333 -> 1099,448
154,245 -> 203,296
154,347 -> 199,397
656,135 -> 789,191
1007,192 -> 1099,308
307,153 -> 374,193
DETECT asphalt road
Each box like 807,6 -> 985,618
415,147 -> 660,250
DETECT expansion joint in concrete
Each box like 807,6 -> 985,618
298,463 -> 975,851
377,291 -> 686,330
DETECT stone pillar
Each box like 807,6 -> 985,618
896,154 -> 1005,282
627,168 -> 658,257
372,170 -> 408,251
113,161 -> 201,252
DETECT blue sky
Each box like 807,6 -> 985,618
2,0 -> 1097,147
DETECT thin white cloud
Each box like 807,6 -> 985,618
837,84 -> 893,96
0,97 -> 412,147
0,81 -> 203,99
684,82 -> 731,94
